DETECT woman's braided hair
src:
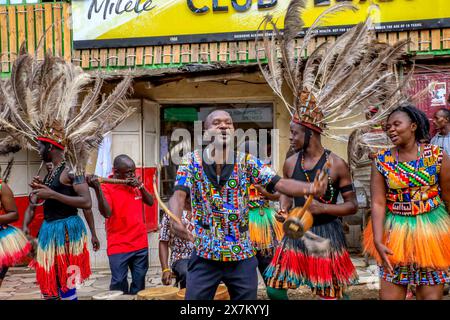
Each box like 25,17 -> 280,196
387,104 -> 430,143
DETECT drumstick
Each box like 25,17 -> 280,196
152,140 -> 191,225
97,177 -> 129,185
36,161 -> 44,178
28,161 -> 46,206
152,175 -> 182,225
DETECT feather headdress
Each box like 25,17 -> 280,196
0,45 -> 135,181
257,0 -> 411,139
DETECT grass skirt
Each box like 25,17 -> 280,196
31,215 -> 91,297
265,219 -> 358,298
0,225 -> 31,267
249,206 -> 283,254
363,205 -> 450,285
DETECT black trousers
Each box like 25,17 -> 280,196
0,267 -> 8,280
108,248 -> 149,294
185,251 -> 258,300
255,250 -> 273,285
172,258 -> 189,289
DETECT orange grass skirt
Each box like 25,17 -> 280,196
363,205 -> 450,269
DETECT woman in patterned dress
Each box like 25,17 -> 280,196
364,104 -> 450,300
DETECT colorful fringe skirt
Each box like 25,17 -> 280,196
0,224 -> 31,268
249,206 -> 283,255
265,219 -> 358,299
31,215 -> 91,297
363,205 -> 450,286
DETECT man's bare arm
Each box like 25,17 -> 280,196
168,190 -> 192,241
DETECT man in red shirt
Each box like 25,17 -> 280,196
87,154 -> 154,294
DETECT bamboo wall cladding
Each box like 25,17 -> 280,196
0,2 -> 71,74
70,29 -> 450,70
0,2 -> 450,74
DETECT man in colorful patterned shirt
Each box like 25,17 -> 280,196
168,110 -> 327,300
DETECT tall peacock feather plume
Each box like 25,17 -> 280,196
256,1 -> 411,142
0,44 -> 135,181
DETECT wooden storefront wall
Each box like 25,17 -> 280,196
0,1 -> 71,75
0,2 -> 450,75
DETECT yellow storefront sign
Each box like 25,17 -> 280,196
72,0 -> 450,49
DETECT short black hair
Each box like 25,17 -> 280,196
113,154 -> 135,168
436,108 -> 450,122
204,109 -> 232,129
387,104 -> 430,142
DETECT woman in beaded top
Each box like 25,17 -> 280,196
363,104 -> 450,300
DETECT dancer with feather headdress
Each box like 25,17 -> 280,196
0,45 -> 134,299
257,0 -> 410,299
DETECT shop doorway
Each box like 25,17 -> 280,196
159,103 -> 275,200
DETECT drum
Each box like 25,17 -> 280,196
283,207 -> 314,239
92,290 -> 125,300
176,284 -> 230,300
136,287 -> 179,300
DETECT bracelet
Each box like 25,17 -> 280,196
138,183 -> 145,190
162,268 -> 171,273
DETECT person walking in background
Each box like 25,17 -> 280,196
431,108 -> 450,155
159,196 -> 194,289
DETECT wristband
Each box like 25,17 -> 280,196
162,268 -> 171,273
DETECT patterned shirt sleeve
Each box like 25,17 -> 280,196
159,213 -> 171,242
173,152 -> 194,195
246,154 -> 281,193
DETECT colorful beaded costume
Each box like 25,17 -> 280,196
0,180 -> 31,269
247,185 -> 283,255
265,151 -> 358,299
363,144 -> 450,285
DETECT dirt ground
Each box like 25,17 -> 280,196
2,257 -> 449,300
257,285 -> 378,300
257,283 -> 450,300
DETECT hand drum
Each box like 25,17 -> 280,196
283,207 -> 314,239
